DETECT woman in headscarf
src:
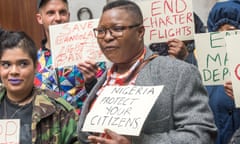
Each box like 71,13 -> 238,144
207,1 -> 240,144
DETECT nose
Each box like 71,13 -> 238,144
103,29 -> 114,41
54,12 -> 61,22
10,65 -> 19,75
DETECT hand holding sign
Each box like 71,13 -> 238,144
77,60 -> 99,83
195,30 -> 240,107
224,81 -> 234,99
88,129 -> 131,144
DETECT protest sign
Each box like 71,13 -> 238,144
82,85 -> 164,136
225,35 -> 240,107
0,119 -> 20,144
194,30 -> 240,85
136,0 -> 195,45
49,19 -> 107,68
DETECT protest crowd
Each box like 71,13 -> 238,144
0,0 -> 240,144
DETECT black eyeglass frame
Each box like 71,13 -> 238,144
93,23 -> 141,39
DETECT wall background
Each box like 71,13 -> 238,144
69,0 -> 106,21
0,0 -> 44,48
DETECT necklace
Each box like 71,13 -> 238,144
3,88 -> 34,119
3,97 -> 27,119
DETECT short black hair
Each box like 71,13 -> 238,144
103,0 -> 143,24
37,0 -> 68,10
0,30 -> 38,67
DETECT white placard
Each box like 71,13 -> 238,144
49,19 -> 107,68
194,31 -> 240,85
225,35 -> 240,107
0,119 -> 20,144
136,0 -> 195,45
82,85 -> 164,136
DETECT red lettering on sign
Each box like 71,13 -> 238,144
151,0 -> 187,16
235,64 -> 240,80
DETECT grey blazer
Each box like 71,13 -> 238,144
78,48 -> 217,144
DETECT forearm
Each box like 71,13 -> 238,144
85,78 -> 98,93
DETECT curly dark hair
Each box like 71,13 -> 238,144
0,30 -> 38,67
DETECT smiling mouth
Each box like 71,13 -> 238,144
9,79 -> 22,85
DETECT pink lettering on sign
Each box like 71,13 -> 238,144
144,12 -> 192,28
59,21 -> 95,36
55,30 -> 95,45
0,120 -> 19,144
151,0 -> 187,16
54,40 -> 99,67
51,19 -> 104,68
143,0 -> 193,43
235,64 -> 240,80
148,25 -> 192,40
85,49 -> 104,60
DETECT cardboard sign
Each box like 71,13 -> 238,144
194,31 -> 240,85
0,119 -> 20,144
82,85 -> 164,136
225,35 -> 240,107
49,19 -> 107,68
136,0 -> 195,45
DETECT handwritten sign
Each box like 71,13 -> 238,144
0,119 -> 20,144
136,0 -> 195,45
49,19 -> 107,68
225,35 -> 240,107
194,31 -> 240,85
82,85 -> 164,136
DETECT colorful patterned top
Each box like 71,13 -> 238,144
34,40 -> 106,114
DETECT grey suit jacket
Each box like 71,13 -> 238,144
78,48 -> 217,144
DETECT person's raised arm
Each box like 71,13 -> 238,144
77,60 -> 98,93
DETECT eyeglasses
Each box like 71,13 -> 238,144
93,24 -> 141,39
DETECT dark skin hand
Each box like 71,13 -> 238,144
88,129 -> 131,144
167,38 -> 189,60
224,80 -> 234,99
77,60 -> 98,83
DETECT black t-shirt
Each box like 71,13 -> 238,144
0,97 -> 33,143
